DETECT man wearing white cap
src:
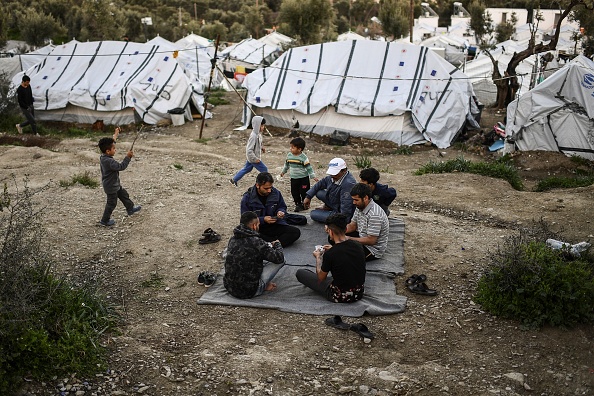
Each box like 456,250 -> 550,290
302,158 -> 357,223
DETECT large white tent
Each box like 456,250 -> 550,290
505,55 -> 594,160
243,40 -> 478,148
11,40 -> 196,125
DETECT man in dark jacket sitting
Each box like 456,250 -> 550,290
223,211 -> 285,299
240,172 -> 301,247
359,167 -> 397,216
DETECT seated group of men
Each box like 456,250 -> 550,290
223,158 -> 397,303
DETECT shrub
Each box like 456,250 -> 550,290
393,146 -> 413,155
474,229 -> 594,328
534,175 -> 594,192
59,171 -> 99,188
0,177 -> 116,392
414,155 -> 524,190
354,155 -> 371,169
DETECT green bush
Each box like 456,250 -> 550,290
354,155 -> 372,169
0,178 -> 116,392
59,170 -> 99,188
393,146 -> 413,155
534,175 -> 594,191
474,236 -> 594,328
414,155 -> 524,190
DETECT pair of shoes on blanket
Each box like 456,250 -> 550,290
324,315 -> 374,340
405,274 -> 438,296
199,228 -> 221,244
197,270 -> 217,287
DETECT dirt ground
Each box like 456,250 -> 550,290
3,92 -> 594,396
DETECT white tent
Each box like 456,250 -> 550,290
420,35 -> 467,66
258,31 -> 293,51
505,55 -> 594,160
174,33 -> 212,49
0,43 -> 56,80
243,40 -> 478,148
337,31 -> 367,41
11,40 -> 196,125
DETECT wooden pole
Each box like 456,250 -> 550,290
199,34 -> 221,139
409,0 -> 414,43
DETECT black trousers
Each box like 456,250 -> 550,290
19,106 -> 37,133
259,223 -> 301,247
290,176 -> 310,205
102,187 -> 134,222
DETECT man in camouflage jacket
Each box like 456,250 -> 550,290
223,211 -> 285,299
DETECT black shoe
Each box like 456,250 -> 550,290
99,219 -> 115,226
204,272 -> 217,287
294,204 -> 305,212
127,206 -> 142,216
229,178 -> 238,187
197,271 -> 207,285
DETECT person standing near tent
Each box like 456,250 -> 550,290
359,168 -> 397,216
279,137 -> 318,212
15,75 -> 37,135
229,116 -> 268,187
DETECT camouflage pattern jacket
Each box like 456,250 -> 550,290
223,224 -> 284,299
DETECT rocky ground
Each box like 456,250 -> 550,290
2,92 -> 593,396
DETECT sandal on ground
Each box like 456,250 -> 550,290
202,227 -> 216,236
349,323 -> 374,339
324,315 -> 351,330
408,282 -> 438,296
199,231 -> 221,244
405,274 -> 427,286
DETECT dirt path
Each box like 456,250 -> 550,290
3,93 -> 593,395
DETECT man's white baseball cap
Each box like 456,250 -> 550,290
326,158 -> 347,175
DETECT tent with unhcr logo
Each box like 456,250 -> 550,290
11,40 -> 206,126
241,40 -> 480,148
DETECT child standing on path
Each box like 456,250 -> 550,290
230,116 -> 268,187
98,128 -> 141,226
280,137 -> 318,212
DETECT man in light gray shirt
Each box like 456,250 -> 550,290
345,183 -> 389,261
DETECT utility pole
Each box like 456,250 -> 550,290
194,3 -> 197,20
409,0 -> 414,43
178,7 -> 182,27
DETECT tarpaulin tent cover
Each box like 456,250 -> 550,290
11,40 -> 193,125
243,40 -> 477,148
506,55 -> 594,160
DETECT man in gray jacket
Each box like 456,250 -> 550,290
224,211 -> 285,299
98,129 -> 141,226
302,158 -> 357,223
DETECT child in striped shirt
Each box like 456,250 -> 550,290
280,137 -> 318,212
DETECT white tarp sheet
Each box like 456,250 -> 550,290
506,55 -> 594,160
243,40 -> 476,148
12,41 -> 194,125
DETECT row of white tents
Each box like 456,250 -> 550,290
3,31 -> 593,159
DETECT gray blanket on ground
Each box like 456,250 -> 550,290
197,217 -> 407,317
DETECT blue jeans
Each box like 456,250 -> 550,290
254,261 -> 285,297
232,160 -> 268,183
310,189 -> 336,223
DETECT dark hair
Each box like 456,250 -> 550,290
240,211 -> 259,226
290,137 -> 305,151
98,137 -> 115,153
22,75 -> 30,82
260,118 -> 266,125
256,172 -> 274,185
325,213 -> 348,234
350,183 -> 372,199
359,167 -> 380,184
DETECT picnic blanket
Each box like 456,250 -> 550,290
197,217 -> 407,317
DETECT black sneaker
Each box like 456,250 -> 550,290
204,272 -> 217,287
294,204 -> 305,212
197,271 -> 207,285
99,219 -> 115,226
127,206 -> 142,216
229,178 -> 238,187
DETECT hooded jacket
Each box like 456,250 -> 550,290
246,116 -> 264,163
223,224 -> 284,299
